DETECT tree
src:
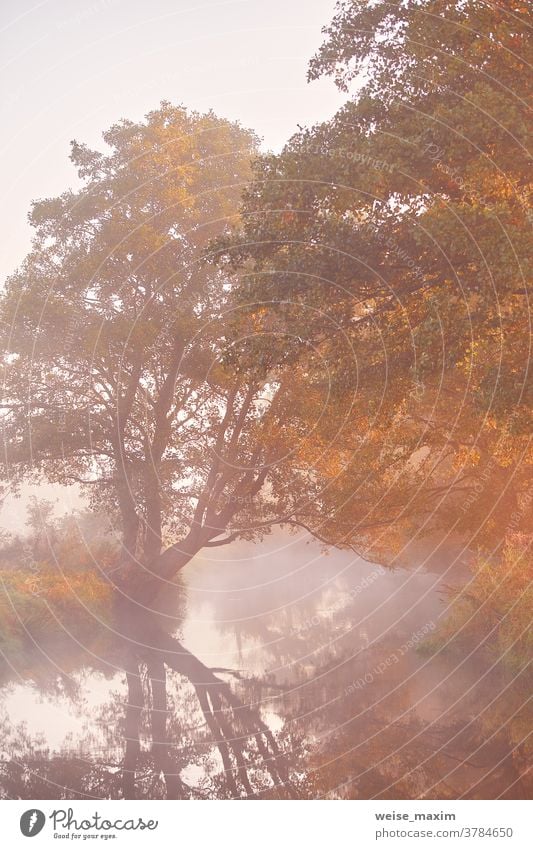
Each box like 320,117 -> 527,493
0,104 -> 246,580
0,105 -> 308,600
216,0 -> 532,558
2,100 -> 431,599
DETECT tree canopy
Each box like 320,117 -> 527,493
217,0 -> 532,557
1,102 -> 408,603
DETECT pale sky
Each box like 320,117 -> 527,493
0,0 -> 344,286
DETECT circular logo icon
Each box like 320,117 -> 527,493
20,810 -> 46,837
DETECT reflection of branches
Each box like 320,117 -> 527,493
159,632 -> 292,797
118,613 -> 295,799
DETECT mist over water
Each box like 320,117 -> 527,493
2,529 -> 519,799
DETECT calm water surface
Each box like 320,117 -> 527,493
1,532 -> 517,798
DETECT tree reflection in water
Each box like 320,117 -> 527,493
0,594 -> 297,799
0,535 -> 529,800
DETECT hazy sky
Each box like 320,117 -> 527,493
1,0 -> 344,285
